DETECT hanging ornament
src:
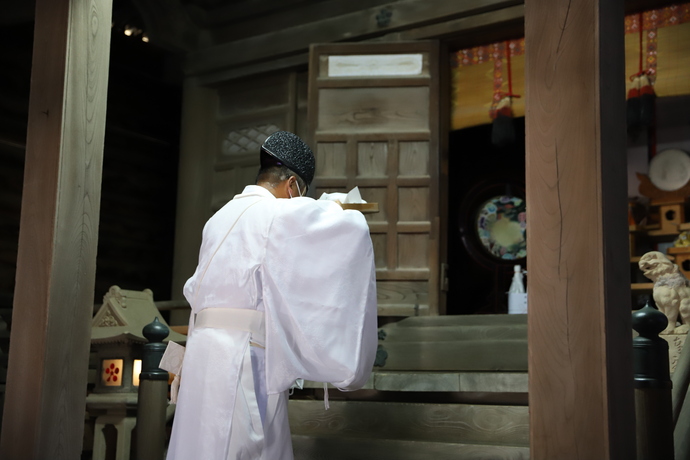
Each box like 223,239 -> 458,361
639,72 -> 656,127
491,41 -> 521,147
627,74 -> 641,131
627,13 -> 657,133
492,95 -> 516,147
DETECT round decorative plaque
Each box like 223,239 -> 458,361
476,195 -> 527,260
649,149 -> 690,192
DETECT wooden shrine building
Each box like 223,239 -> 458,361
1,0 -> 688,458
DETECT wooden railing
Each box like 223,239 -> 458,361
672,329 -> 690,460
136,318 -> 170,460
632,300 -> 690,460
632,301 -> 674,460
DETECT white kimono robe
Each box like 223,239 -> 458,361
166,185 -> 378,460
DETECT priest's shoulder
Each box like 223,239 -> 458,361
275,197 -> 369,230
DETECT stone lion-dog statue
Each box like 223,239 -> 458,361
639,251 -> 690,335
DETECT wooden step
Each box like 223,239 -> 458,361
303,371 -> 528,393
292,435 -> 530,460
289,400 -> 529,447
381,339 -> 528,371
391,314 -> 527,328
383,323 -> 527,342
372,371 -> 528,393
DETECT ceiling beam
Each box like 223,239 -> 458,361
209,0 -> 393,44
195,4 -> 526,85
185,0 -> 317,28
184,0 -> 522,75
389,4 -> 524,44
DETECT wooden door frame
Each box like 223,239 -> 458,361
308,41 -> 444,316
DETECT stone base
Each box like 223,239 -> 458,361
661,332 -> 688,375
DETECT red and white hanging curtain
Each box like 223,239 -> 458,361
451,3 -> 690,131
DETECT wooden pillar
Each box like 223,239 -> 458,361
0,0 -> 112,458
171,81 -> 217,315
525,0 -> 635,459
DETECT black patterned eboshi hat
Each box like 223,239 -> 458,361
260,131 -> 315,186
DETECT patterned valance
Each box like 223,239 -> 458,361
451,3 -> 690,130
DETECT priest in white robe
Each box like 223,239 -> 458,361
166,131 -> 378,460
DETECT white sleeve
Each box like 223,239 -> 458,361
262,199 -> 378,394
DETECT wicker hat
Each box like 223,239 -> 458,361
260,131 -> 315,186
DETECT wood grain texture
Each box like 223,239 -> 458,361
376,280 -> 428,313
370,234 -> 388,269
291,434 -> 530,460
288,400 -> 529,446
372,371 -> 528,393
0,0 -> 112,457
398,234 -> 429,269
315,142 -> 347,178
525,0 -> 634,458
357,142 -> 388,177
395,314 -> 527,328
386,139 -> 400,272
398,141 -> 429,176
316,87 -> 430,134
381,340 -> 527,371
309,41 -> 441,315
358,187 -> 388,222
383,323 -> 527,342
398,187 -> 430,221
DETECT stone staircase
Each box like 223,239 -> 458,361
289,314 -> 529,460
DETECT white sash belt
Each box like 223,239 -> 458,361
196,307 -> 266,346
160,307 -> 266,404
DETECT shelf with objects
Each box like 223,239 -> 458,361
629,162 -> 690,304
630,150 -> 690,373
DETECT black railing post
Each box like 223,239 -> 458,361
633,301 -> 674,460
136,317 -> 170,460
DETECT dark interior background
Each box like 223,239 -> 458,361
446,118 -> 526,315
0,1 -> 183,310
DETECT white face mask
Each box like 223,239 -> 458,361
288,180 -> 304,199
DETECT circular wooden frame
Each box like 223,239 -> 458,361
458,178 -> 527,270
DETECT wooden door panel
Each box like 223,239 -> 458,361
315,143 -> 348,178
398,234 -> 429,269
398,142 -> 430,176
357,142 -> 388,177
317,87 -> 430,134
217,74 -> 291,118
309,42 -> 440,316
370,234 -> 388,269
359,187 -> 389,222
398,188 -> 430,221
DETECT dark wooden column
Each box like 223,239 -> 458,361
525,0 -> 635,459
0,0 -> 112,458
